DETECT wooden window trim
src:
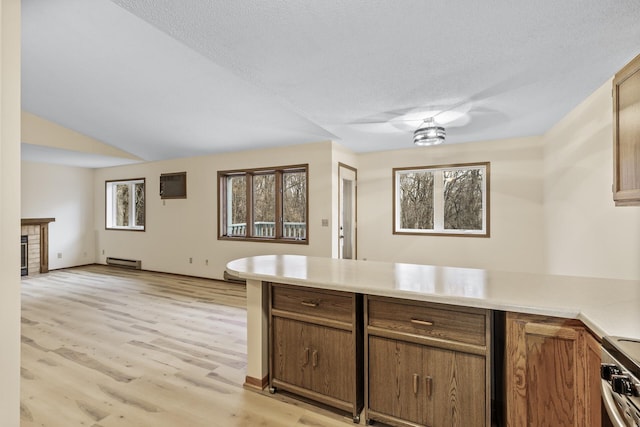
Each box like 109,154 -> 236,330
218,164 -> 309,244
393,162 -> 490,238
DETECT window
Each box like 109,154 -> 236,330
105,178 -> 145,231
394,162 -> 489,237
219,165 -> 308,243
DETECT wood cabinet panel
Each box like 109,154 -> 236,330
269,283 -> 362,422
271,317 -> 314,391
584,330 -> 603,427
430,347 -> 486,427
368,336 -> 424,424
368,336 -> 486,427
613,52 -> 640,206
271,283 -> 352,323
365,296 -> 490,427
505,312 -> 601,427
272,317 -> 355,402
367,297 -> 486,346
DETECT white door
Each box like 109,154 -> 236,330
338,164 -> 357,259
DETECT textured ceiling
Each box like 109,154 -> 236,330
21,0 -> 640,165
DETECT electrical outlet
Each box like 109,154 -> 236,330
189,257 -> 193,264
321,219 -> 329,227
102,249 -> 105,255
57,253 -> 62,259
205,259 -> 209,266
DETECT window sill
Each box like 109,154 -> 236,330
218,236 -> 308,245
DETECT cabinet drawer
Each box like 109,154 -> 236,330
271,284 -> 353,323
367,297 -> 486,346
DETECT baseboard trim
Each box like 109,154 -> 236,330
243,375 -> 268,391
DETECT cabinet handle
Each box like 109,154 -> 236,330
425,376 -> 432,398
410,318 -> 434,327
303,347 -> 309,366
312,350 -> 318,367
301,300 -> 318,308
413,373 -> 419,394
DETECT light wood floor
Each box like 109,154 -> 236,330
21,265 -> 360,427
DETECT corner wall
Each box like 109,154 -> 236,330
543,79 -> 640,280
21,162 -> 96,269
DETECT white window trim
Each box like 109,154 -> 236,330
105,178 -> 145,231
394,163 -> 489,237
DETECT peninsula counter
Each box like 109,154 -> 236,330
226,254 -> 640,424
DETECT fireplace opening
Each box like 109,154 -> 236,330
21,235 -> 28,276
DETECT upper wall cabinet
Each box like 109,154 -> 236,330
613,53 -> 640,206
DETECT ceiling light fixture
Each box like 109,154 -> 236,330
413,117 -> 445,146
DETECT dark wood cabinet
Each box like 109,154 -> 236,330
505,312 -> 601,426
365,296 -> 491,427
268,283 -> 363,422
613,52 -> 640,206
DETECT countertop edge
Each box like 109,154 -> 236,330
227,255 -> 639,341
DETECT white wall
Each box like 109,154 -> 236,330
357,137 -> 546,273
93,141 -> 336,279
21,162 -> 96,269
543,79 -> 640,280
0,0 -> 21,425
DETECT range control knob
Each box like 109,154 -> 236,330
601,364 -> 622,380
611,375 -> 634,396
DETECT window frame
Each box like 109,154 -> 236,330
393,162 -> 490,237
105,178 -> 146,231
218,164 -> 309,244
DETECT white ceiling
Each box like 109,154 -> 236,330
21,0 -> 640,166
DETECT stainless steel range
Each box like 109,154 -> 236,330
602,336 -> 640,426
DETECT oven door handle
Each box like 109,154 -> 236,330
601,379 -> 628,427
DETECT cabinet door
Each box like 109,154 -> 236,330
428,347 -> 486,427
309,323 -> 354,402
613,52 -> 640,206
271,317 -> 313,389
272,317 -> 354,402
368,336 -> 425,424
506,313 -> 594,427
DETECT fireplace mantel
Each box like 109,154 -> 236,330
21,218 -> 55,275
21,218 -> 55,226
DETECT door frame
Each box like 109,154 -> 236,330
338,163 -> 357,259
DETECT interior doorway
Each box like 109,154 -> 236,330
338,163 -> 357,259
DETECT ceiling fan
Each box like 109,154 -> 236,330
337,75 -> 523,146
334,101 -> 475,146
412,117 -> 446,146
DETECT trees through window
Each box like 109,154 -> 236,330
394,163 -> 489,236
105,178 -> 145,231
219,165 -> 308,242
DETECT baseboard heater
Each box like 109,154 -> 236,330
223,270 -> 246,284
106,257 -> 142,270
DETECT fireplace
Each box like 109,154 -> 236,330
21,218 -> 55,276
21,235 -> 28,276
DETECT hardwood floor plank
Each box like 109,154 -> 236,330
21,265 -> 361,426
53,347 -> 136,383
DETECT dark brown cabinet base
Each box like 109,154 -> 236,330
364,296 -> 492,427
268,283 -> 363,422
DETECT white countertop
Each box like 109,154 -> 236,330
227,255 -> 640,340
